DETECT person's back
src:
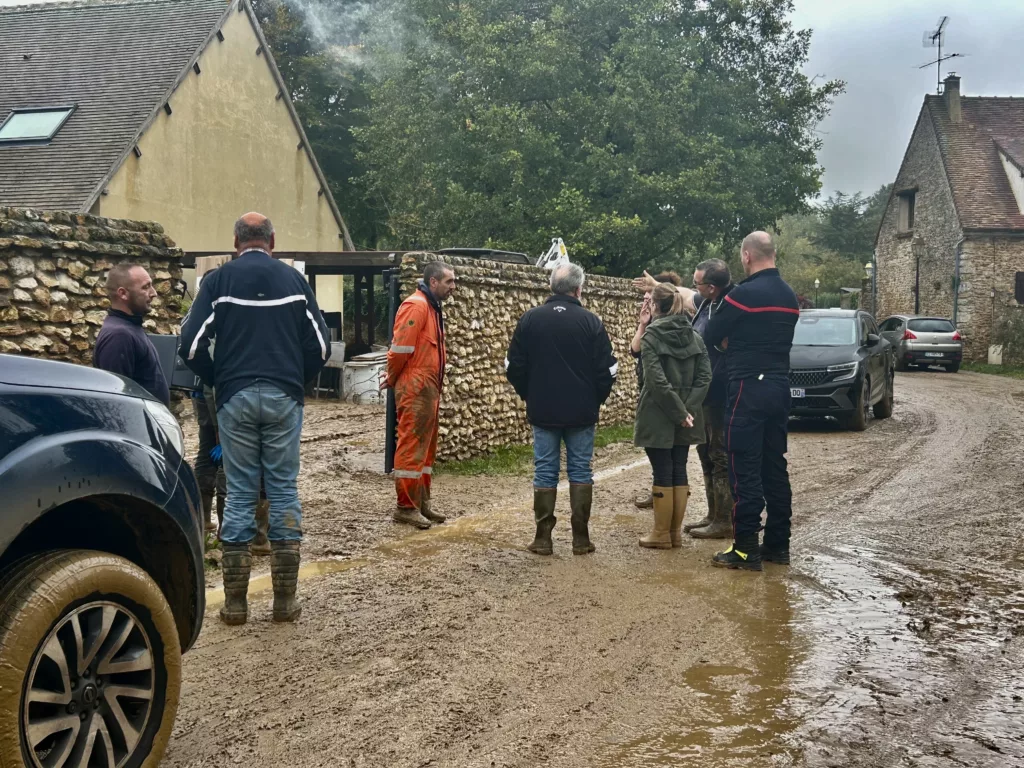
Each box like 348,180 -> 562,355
181,251 -> 328,410
510,295 -> 616,429
711,269 -> 798,380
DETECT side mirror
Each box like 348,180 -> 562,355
867,333 -> 881,346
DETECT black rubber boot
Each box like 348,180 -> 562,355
569,484 -> 596,555
219,543 -> 252,625
202,491 -> 217,533
683,474 -> 714,532
760,543 -> 791,565
527,488 -> 557,556
690,475 -> 733,540
271,541 -> 302,622
711,534 -> 762,571
252,499 -> 272,556
421,493 -> 447,524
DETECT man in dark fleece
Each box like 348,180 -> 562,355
93,263 -> 169,405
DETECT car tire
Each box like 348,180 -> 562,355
843,378 -> 870,432
873,372 -> 894,419
946,362 -> 960,373
0,550 -> 181,768
895,357 -> 909,372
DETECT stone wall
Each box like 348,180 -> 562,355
956,236 -> 1024,360
399,254 -> 640,461
991,294 -> 1024,366
0,208 -> 184,362
874,111 -> 961,327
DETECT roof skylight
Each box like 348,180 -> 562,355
0,107 -> 74,143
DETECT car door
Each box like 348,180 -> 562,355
860,314 -> 884,402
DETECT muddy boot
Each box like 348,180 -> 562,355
639,487 -> 674,549
669,485 -> 690,548
760,543 -> 791,565
216,493 -> 225,540
219,543 -> 252,625
393,507 -> 432,529
421,494 -> 446,524
633,490 -> 653,509
271,541 -> 302,622
250,499 -> 273,555
202,491 -> 216,533
527,488 -> 557,556
711,534 -> 762,571
683,474 -> 714,532
569,484 -> 596,555
690,475 -> 733,540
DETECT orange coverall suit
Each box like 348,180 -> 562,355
387,288 -> 447,511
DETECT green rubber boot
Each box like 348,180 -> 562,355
527,488 -> 557,556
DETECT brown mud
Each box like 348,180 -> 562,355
171,371 -> 1024,767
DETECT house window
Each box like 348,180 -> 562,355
1016,272 -> 1024,304
898,191 -> 916,233
0,107 -> 75,143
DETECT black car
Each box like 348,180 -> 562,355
0,354 -> 205,767
789,309 -> 895,431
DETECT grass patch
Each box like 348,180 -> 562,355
961,362 -> 1024,379
438,423 -> 636,476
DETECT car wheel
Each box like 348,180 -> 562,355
843,377 -> 870,431
873,372 -> 894,418
0,550 -> 181,768
895,357 -> 909,372
945,362 -> 960,373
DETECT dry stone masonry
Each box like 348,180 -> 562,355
400,254 -> 641,462
0,207 -> 184,363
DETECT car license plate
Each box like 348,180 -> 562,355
791,388 -> 805,398
925,352 -> 943,358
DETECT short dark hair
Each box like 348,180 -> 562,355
105,263 -> 145,298
234,215 -> 274,245
654,271 -> 682,286
423,261 -> 453,284
695,259 -> 730,288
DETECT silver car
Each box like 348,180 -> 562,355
878,314 -> 963,372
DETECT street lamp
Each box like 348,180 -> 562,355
814,278 -> 820,307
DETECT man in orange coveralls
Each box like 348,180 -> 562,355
386,260 -> 457,528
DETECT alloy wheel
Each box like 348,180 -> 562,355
22,601 -> 155,768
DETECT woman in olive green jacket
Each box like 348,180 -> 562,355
634,282 -> 713,549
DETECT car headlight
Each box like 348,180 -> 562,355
144,399 -> 185,458
827,361 -> 858,381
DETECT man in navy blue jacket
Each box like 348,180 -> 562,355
705,232 -> 799,571
179,212 -> 330,625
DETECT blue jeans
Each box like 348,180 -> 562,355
532,425 -> 596,488
218,382 -> 304,544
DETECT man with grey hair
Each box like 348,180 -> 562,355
180,212 -> 330,624
505,262 -> 618,556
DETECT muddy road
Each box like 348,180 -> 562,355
170,371 -> 1024,767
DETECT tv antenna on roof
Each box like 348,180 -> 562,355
920,16 -> 964,94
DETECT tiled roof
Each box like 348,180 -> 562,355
0,0 -> 231,211
926,94 -> 1024,230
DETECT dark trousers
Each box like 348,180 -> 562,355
696,399 -> 728,483
192,397 -> 222,496
725,375 -> 793,547
645,445 -> 690,487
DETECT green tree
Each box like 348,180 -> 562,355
356,0 -> 842,275
252,0 -> 383,248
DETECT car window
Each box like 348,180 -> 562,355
793,316 -> 858,346
879,318 -> 894,332
908,318 -> 955,333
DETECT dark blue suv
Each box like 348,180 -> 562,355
0,354 -> 204,767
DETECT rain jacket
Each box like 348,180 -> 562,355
633,313 -> 712,449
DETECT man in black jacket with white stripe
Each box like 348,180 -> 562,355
505,262 -> 618,557
179,212 -> 330,625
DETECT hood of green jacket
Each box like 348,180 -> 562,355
644,313 -> 703,359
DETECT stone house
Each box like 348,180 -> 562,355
872,74 -> 1024,360
0,0 -> 351,316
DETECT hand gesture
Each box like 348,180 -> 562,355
682,413 -> 694,428
639,297 -> 652,328
631,270 -> 657,294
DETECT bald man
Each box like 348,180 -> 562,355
94,263 -> 169,405
179,212 -> 330,625
704,231 -> 799,571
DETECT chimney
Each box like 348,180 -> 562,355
944,73 -> 962,124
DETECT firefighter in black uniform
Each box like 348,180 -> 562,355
704,232 -> 799,570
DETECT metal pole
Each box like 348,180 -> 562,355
384,270 -> 400,475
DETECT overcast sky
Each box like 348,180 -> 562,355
3,0 -> 1021,200
792,0 -> 1024,198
